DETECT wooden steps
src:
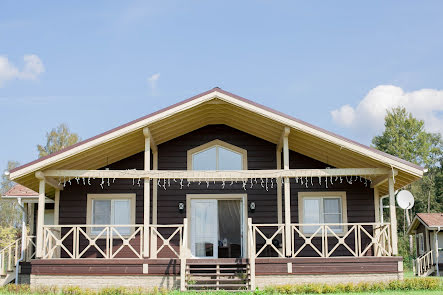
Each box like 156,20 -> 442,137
186,260 -> 250,291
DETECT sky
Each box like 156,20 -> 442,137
1,1 -> 443,170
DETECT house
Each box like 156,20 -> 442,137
1,88 -> 424,290
407,213 -> 443,277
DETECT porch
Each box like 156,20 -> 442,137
8,125 -> 405,290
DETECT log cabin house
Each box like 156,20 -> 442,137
407,213 -> 443,277
1,88 -> 424,290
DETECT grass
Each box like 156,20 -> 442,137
0,277 -> 441,295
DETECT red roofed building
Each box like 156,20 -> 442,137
407,213 -> 443,276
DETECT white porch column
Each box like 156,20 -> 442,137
388,177 -> 398,255
143,128 -> 151,258
283,130 -> 291,256
54,189 -> 60,225
35,173 -> 45,258
151,150 -> 158,258
276,149 -> 282,224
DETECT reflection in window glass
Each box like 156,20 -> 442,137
192,147 -> 217,170
218,147 -> 242,170
91,199 -> 132,235
192,144 -> 244,170
302,197 -> 344,234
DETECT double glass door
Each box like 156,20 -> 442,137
190,198 -> 243,258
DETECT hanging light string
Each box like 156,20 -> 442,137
57,169 -> 375,190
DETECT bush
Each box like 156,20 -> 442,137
264,277 -> 441,294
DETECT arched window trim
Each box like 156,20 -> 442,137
187,139 -> 248,170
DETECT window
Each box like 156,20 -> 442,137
298,192 -> 347,234
87,194 -> 136,236
417,233 -> 424,255
187,140 -> 247,170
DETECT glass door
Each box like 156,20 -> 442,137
190,199 -> 218,258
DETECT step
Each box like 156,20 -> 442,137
187,284 -> 248,288
187,278 -> 245,282
187,267 -> 247,271
187,273 -> 247,276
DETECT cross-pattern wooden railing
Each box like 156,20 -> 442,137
415,250 -> 434,277
43,225 -> 144,259
290,223 -> 392,257
42,224 -> 186,260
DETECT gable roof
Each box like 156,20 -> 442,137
3,184 -> 38,197
407,213 -> 443,234
8,87 -> 423,196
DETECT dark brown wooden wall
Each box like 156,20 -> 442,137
59,124 -> 375,258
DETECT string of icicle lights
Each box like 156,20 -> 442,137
58,174 -> 373,191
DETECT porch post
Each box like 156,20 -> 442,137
54,189 -> 60,226
35,173 -> 45,258
388,176 -> 398,255
373,187 -> 381,256
54,189 -> 60,258
143,127 -> 151,258
276,149 -> 282,224
151,150 -> 158,258
283,129 -> 291,256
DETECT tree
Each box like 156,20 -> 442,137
0,160 -> 21,246
0,160 -> 21,227
37,123 -> 80,158
372,106 -> 443,259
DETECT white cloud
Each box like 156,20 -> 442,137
0,54 -> 45,87
147,73 -> 160,90
331,85 -> 443,135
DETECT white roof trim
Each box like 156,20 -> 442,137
9,90 -> 423,180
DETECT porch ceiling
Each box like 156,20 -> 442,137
8,88 -> 423,197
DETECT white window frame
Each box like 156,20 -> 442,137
298,191 -> 348,236
187,139 -> 248,170
86,193 -> 136,237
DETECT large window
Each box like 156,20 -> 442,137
298,192 -> 347,234
87,194 -> 136,235
187,140 -> 247,170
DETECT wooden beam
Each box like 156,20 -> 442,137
389,177 -> 398,255
283,127 -> 291,257
371,169 -> 398,188
35,172 -> 45,258
276,148 -> 282,224
276,126 -> 291,152
143,126 -> 157,153
143,128 -> 151,258
42,168 -> 392,180
45,177 -> 64,191
35,171 -> 63,191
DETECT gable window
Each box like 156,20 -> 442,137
187,139 -> 247,170
298,192 -> 347,234
87,194 -> 136,236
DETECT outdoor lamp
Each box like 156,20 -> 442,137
178,202 -> 185,214
249,202 -> 256,213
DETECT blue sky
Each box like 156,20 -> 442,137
1,1 -> 443,170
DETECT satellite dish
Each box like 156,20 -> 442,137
396,190 -> 415,210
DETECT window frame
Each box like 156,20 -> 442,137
298,191 -> 348,236
187,139 -> 248,170
86,193 -> 136,237
417,233 -> 425,255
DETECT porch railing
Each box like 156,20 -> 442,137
0,236 -> 35,275
290,223 -> 392,258
42,224 -> 186,259
415,250 -> 434,276
40,222 -> 393,260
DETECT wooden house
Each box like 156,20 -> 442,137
1,88 -> 424,290
407,213 -> 443,277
